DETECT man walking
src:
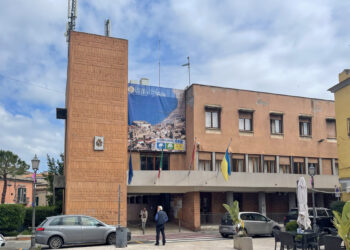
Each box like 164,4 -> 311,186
155,205 -> 168,246
140,207 -> 148,235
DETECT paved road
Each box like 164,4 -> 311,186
2,233 -> 275,250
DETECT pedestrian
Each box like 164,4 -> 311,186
155,205 -> 168,246
140,207 -> 148,234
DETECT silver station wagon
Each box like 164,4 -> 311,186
219,212 -> 281,237
35,215 -> 131,249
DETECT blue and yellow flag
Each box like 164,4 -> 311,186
221,148 -> 231,181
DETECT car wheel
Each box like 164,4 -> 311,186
271,227 -> 280,237
107,232 -> 116,245
48,236 -> 63,249
220,233 -> 229,238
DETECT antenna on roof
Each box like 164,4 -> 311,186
105,19 -> 111,37
182,56 -> 191,87
65,0 -> 78,43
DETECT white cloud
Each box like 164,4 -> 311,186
0,105 -> 64,170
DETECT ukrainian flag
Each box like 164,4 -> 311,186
221,148 -> 231,181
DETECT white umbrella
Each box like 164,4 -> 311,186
297,177 -> 311,230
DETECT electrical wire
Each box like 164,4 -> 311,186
0,73 -> 65,95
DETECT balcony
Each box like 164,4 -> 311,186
127,170 -> 339,193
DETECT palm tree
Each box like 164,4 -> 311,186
0,150 -> 29,204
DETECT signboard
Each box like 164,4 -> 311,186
128,83 -> 186,152
94,136 -> 104,151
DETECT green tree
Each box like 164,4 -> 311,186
43,154 -> 64,210
0,150 -> 29,204
333,201 -> 350,249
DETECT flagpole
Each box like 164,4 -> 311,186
188,138 -> 196,176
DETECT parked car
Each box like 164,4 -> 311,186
35,215 -> 131,249
219,212 -> 281,238
283,207 -> 335,232
0,234 -> 5,247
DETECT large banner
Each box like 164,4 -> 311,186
128,83 -> 186,152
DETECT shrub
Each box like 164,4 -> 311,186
286,221 -> 298,232
331,200 -> 346,215
24,206 -> 60,228
0,204 -> 26,235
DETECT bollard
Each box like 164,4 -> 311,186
115,226 -> 127,248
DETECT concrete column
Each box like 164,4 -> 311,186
332,159 -> 336,175
245,154 -> 250,173
258,192 -> 266,216
305,157 -> 309,175
212,152 -> 215,171
319,158 -> 323,175
316,193 -> 324,207
291,156 -> 294,174
289,192 -> 297,210
261,154 -> 264,173
276,156 -> 280,173
226,192 -> 233,206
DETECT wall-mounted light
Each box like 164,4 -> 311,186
318,139 -> 324,143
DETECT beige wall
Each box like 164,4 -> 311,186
65,31 -> 128,225
170,153 -> 186,170
190,84 -> 337,159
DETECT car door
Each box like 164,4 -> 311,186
81,216 -> 108,243
241,213 -> 257,235
251,213 -> 270,235
60,216 -> 82,244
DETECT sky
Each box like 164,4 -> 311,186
0,0 -> 349,172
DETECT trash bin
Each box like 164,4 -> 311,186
116,226 -> 127,248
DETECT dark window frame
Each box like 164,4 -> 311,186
205,107 -> 221,129
140,152 -> 169,171
239,110 -> 254,132
347,118 -> 350,137
270,113 -> 283,135
299,116 -> 312,137
326,118 -> 337,139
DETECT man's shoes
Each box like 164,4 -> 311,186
163,242 -> 166,245
155,243 -> 159,246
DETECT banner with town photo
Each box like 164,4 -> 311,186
128,83 -> 186,152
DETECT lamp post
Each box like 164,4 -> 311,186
30,155 -> 40,249
309,164 -> 317,232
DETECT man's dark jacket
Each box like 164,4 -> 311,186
155,210 -> 168,226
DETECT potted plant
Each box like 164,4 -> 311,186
333,201 -> 350,249
223,201 -> 253,250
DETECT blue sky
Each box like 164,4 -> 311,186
0,0 -> 349,171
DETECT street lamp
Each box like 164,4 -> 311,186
309,164 -> 317,232
30,155 -> 40,249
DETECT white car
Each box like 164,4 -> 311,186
0,234 -> 5,247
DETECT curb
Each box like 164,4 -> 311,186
4,235 -> 32,241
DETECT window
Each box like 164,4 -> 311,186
35,197 -> 39,206
317,209 -> 328,217
280,165 -> 291,174
299,116 -> 312,137
205,107 -> 221,129
264,160 -> 276,173
333,161 -> 339,175
249,156 -> 261,173
270,114 -> 283,134
50,218 -> 62,226
239,111 -> 253,132
215,160 -> 221,172
62,216 -> 79,226
232,159 -> 245,172
199,160 -> 212,171
326,119 -> 336,139
140,153 -> 169,170
81,217 -> 100,226
17,187 -> 26,204
293,162 -> 305,174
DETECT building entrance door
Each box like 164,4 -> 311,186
200,192 -> 212,224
